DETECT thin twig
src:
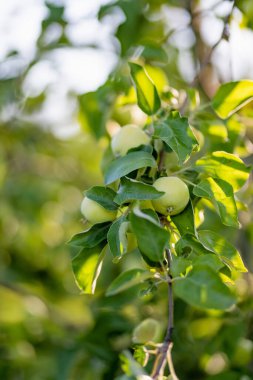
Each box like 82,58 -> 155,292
167,343 -> 179,380
151,249 -> 178,379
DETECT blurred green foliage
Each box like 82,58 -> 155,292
0,1 -> 253,379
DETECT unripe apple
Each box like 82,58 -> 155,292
81,197 -> 117,224
111,124 -> 150,156
132,318 -> 160,344
164,151 -> 180,174
232,338 -> 253,366
152,176 -> 190,216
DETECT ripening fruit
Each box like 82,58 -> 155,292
132,318 -> 160,344
152,176 -> 190,216
81,197 -> 117,224
111,124 -> 150,156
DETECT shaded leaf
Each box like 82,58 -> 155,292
85,186 -> 118,210
174,265 -> 236,310
171,256 -> 191,277
154,112 -> 198,165
171,201 -> 196,236
79,86 -> 112,138
175,233 -> 210,257
193,254 -> 224,272
198,230 -> 247,272
114,177 -> 164,205
195,151 -> 251,191
130,208 -> 169,262
104,151 -> 156,185
129,62 -> 161,115
68,223 -> 110,248
106,269 -> 152,296
212,80 -> 253,119
193,178 -> 239,227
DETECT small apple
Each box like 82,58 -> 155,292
164,151 -> 180,174
152,176 -> 189,216
81,197 -> 117,224
132,318 -> 160,344
111,124 -> 150,156
232,338 -> 253,366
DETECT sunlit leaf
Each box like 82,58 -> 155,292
193,178 -> 239,228
104,151 -> 156,185
129,62 -> 161,115
107,215 -> 128,261
154,112 -> 198,165
195,151 -> 251,191
174,265 -> 236,310
85,186 -> 118,210
72,244 -> 107,294
198,230 -> 247,272
114,177 -> 164,205
212,80 -> 253,119
106,269 -> 152,296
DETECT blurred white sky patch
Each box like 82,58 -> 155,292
1,0 -> 253,137
0,0 -> 47,61
0,0 -> 118,138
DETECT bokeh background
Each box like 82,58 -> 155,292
1,1 -> 253,379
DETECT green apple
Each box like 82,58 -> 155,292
152,176 -> 190,216
232,338 -> 253,366
111,124 -> 150,156
81,197 -> 117,224
164,151 -> 180,173
132,318 -> 160,344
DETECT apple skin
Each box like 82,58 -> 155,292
81,197 -> 117,224
132,318 -> 160,344
111,124 -> 150,156
164,151 -> 180,174
152,176 -> 190,216
232,338 -> 253,366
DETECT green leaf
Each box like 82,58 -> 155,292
195,151 -> 251,191
107,215 -> 128,261
120,350 -> 147,378
154,112 -> 198,165
198,230 -> 247,273
175,233 -> 210,257
193,178 -> 239,228
114,177 -> 164,205
85,186 -> 118,210
193,254 -> 224,272
68,223 -> 110,248
171,201 -> 196,236
212,80 -> 253,119
79,86 -> 111,139
174,265 -> 236,310
129,62 -> 161,115
130,208 -> 169,262
106,269 -> 152,296
72,244 -> 107,294
171,256 -> 191,277
104,151 -> 157,185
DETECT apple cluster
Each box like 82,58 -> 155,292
80,124 -> 190,225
